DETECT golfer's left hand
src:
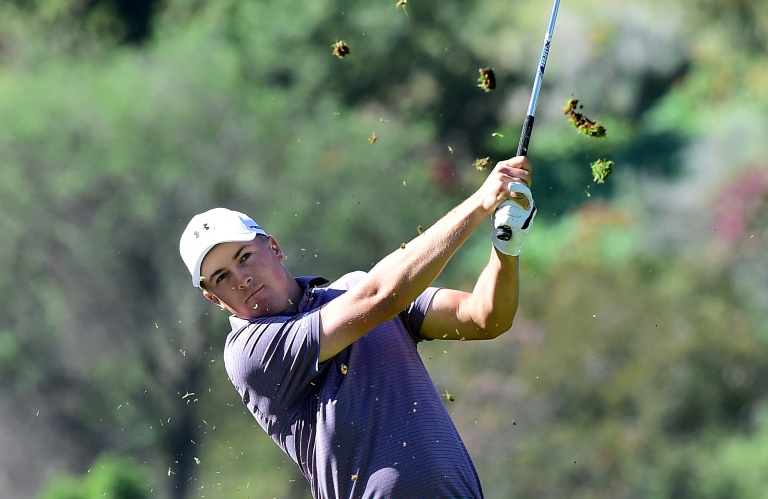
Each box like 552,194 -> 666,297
486,157 -> 537,257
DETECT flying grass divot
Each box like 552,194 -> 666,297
563,97 -> 617,185
562,98 -> 606,138
473,157 -> 490,171
332,40 -> 350,59
477,68 -> 496,92
590,159 -> 614,184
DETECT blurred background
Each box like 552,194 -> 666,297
1,0 -> 767,498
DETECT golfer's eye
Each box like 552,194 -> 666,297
240,252 -> 251,263
215,272 -> 227,284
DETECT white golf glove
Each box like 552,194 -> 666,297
491,182 -> 537,257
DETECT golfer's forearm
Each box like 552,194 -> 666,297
318,193 -> 494,361
362,194 -> 488,315
464,249 -> 520,334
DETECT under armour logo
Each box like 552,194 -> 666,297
194,231 -> 200,238
203,224 -> 210,230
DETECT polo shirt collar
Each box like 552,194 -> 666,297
295,276 -> 329,312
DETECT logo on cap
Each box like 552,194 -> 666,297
194,223 -> 213,238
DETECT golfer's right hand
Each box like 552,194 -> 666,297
477,156 -> 533,214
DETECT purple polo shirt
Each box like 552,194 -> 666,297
224,272 -> 483,499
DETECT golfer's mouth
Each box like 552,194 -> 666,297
246,286 -> 265,307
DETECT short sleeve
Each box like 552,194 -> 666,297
399,286 -> 440,343
224,310 -> 323,426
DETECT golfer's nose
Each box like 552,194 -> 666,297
233,269 -> 252,289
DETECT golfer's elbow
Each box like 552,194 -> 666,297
478,310 -> 516,339
354,277 -> 411,323
481,321 -> 513,339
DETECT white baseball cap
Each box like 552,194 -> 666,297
180,208 -> 268,287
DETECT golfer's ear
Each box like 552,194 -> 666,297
268,236 -> 284,260
203,290 -> 223,307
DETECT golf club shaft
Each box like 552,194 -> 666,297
517,0 -> 560,156
496,0 -> 560,240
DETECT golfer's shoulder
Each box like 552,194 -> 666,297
328,270 -> 367,291
222,314 -> 311,371
223,315 -> 297,350
310,271 -> 367,303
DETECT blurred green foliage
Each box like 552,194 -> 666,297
39,454 -> 151,499
0,0 -> 764,498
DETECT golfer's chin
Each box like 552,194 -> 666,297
235,306 -> 266,320
234,300 -> 284,320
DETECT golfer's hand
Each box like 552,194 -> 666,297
482,157 -> 537,257
477,157 -> 533,214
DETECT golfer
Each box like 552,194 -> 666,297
179,156 -> 536,498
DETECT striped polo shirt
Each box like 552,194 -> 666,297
224,272 -> 483,498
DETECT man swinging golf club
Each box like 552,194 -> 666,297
179,157 -> 536,498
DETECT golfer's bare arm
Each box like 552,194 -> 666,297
419,250 -> 519,341
318,157 -> 531,363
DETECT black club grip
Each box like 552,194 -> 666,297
495,115 -> 535,241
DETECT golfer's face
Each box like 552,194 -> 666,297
200,237 -> 290,319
